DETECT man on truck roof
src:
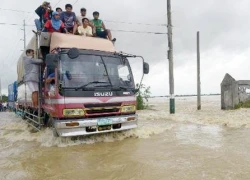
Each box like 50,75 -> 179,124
23,49 -> 43,108
60,4 -> 77,34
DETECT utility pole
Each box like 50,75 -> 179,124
167,0 -> 175,114
21,19 -> 26,50
197,31 -> 201,110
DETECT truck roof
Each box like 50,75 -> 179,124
50,33 -> 116,53
17,33 -> 117,83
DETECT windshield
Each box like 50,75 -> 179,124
59,54 -> 135,90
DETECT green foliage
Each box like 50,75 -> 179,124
136,84 -> 151,110
234,101 -> 250,109
1,95 -> 8,102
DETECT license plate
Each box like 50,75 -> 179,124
97,119 -> 112,126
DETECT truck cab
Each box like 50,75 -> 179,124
17,32 -> 149,137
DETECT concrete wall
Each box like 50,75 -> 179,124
221,74 -> 250,110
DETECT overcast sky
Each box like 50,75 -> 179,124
0,0 -> 249,96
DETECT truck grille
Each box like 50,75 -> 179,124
84,103 -> 121,115
85,103 -> 121,108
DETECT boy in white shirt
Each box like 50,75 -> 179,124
77,8 -> 95,35
77,18 -> 93,37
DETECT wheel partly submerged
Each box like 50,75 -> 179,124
47,117 -> 59,137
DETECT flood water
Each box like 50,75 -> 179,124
1,95 -> 250,180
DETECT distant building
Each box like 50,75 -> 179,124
221,73 -> 250,110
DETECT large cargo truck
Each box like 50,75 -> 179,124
16,32 -> 149,137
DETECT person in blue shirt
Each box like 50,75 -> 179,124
60,4 -> 77,34
46,72 -> 55,84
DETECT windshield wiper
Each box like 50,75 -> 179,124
95,85 -> 130,91
116,86 -> 129,90
76,81 -> 109,90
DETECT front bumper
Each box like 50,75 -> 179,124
54,115 -> 138,137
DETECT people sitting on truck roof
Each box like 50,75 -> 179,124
91,11 -> 116,42
35,1 -> 52,31
77,8 -> 96,35
78,18 -> 93,37
60,4 -> 77,34
56,7 -> 62,14
44,12 -> 67,33
23,49 -> 43,108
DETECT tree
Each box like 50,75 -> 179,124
136,84 -> 151,110
1,95 -> 8,102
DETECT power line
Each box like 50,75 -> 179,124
54,0 -> 64,8
73,0 -> 79,5
111,29 -> 167,34
0,22 -> 167,34
0,22 -> 34,26
106,20 -> 166,27
0,8 -> 32,13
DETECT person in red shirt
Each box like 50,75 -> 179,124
44,12 -> 67,33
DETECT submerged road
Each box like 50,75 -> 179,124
1,96 -> 250,180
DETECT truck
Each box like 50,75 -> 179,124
8,81 -> 17,111
16,32 -> 149,137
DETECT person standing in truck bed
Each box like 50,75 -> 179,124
23,49 -> 43,108
35,1 -> 52,31
91,11 -> 116,42
60,4 -> 77,34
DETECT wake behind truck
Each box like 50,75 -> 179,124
16,32 -> 149,137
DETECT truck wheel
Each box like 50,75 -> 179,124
47,117 -> 59,137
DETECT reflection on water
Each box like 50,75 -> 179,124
0,96 -> 250,180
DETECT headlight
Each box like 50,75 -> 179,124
63,109 -> 85,117
121,105 -> 136,113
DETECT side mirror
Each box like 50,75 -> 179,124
68,48 -> 79,59
46,54 -> 59,69
143,62 -> 149,74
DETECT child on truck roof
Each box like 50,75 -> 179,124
56,7 -> 62,14
44,12 -> 67,33
77,8 -> 96,35
78,18 -> 93,37
91,11 -> 116,42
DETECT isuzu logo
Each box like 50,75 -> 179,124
94,92 -> 113,97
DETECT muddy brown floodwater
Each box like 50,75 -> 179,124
1,96 -> 250,180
